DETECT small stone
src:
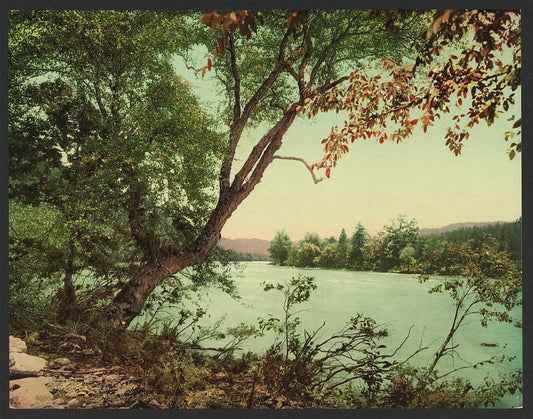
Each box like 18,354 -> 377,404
26,332 -> 40,344
67,398 -> 80,408
149,399 -> 161,408
9,336 -> 27,353
10,352 -> 48,378
53,357 -> 72,366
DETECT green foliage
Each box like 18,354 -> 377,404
194,10 -> 425,127
274,217 -> 520,277
295,242 -> 321,267
399,244 -> 417,273
254,273 -> 521,408
9,201 -> 69,327
422,236 -> 521,329
376,364 -> 522,408
258,276 -> 392,404
302,232 -> 323,249
441,218 -> 522,264
9,11 -> 234,324
347,223 -> 369,270
419,235 -> 448,274
335,228 -> 348,268
381,216 -> 420,272
268,230 -> 292,265
317,244 -> 338,268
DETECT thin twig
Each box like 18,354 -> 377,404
273,155 -> 325,184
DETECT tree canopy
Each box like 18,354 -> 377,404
9,10 -> 228,322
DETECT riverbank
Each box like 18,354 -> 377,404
8,326 -> 331,409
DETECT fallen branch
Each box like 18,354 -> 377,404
273,155 -> 325,184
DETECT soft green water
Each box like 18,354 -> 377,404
134,261 -> 523,408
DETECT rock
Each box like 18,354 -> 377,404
9,336 -> 27,353
67,398 -> 81,408
10,352 -> 48,378
9,377 -> 54,409
27,332 -> 42,345
53,357 -> 72,366
149,399 -> 161,408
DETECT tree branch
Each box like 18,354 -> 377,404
273,155 -> 325,184
309,17 -> 357,86
228,32 -> 242,122
219,33 -> 243,192
318,75 -> 350,94
219,30 -> 293,192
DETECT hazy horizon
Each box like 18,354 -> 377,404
221,218 -> 521,242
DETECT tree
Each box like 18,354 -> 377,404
419,235 -> 448,274
335,228 -> 348,268
347,223 -> 369,270
295,243 -> 322,268
268,230 -> 293,265
398,244 -> 417,273
318,244 -> 338,268
9,11 -> 227,324
381,216 -> 420,272
301,232 -> 323,249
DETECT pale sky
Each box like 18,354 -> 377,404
174,45 -> 522,242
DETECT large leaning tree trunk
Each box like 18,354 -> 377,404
106,109 -> 297,329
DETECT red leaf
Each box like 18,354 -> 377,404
207,58 -> 212,71
512,119 -> 521,129
325,167 -> 331,178
218,38 -> 225,54
201,13 -> 212,25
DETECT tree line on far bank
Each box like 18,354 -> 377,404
268,216 -> 522,275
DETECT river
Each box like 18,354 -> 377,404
132,261 -> 523,408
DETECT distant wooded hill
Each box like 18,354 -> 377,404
418,221 -> 507,236
219,221 -> 520,258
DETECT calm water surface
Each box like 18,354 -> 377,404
135,261 -> 523,408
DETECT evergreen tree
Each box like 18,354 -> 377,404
347,223 -> 369,270
336,228 -> 348,268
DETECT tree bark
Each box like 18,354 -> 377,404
57,242 -> 77,323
